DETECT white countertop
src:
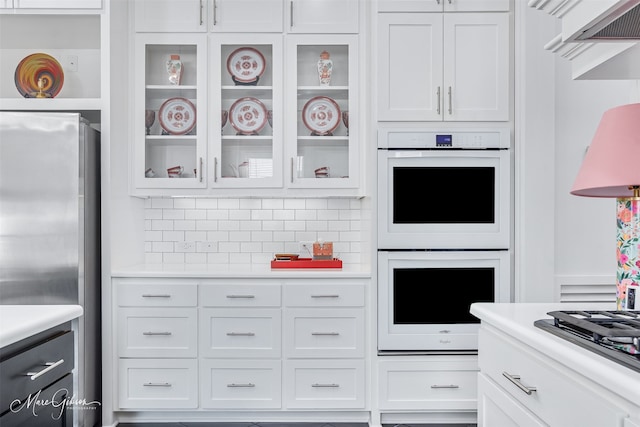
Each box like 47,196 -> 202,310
0,305 -> 83,348
112,262 -> 371,278
470,302 -> 640,406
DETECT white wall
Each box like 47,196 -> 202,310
554,61 -> 636,292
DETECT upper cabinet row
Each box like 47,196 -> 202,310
134,0 -> 359,34
132,0 -> 361,197
377,0 -> 511,122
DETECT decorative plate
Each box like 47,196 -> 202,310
229,97 -> 268,135
226,47 -> 266,84
302,96 -> 341,136
14,53 -> 64,98
158,97 -> 197,135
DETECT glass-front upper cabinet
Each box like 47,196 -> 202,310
210,34 -> 283,188
286,35 -> 359,189
133,33 -> 207,189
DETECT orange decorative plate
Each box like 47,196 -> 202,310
14,53 -> 64,98
158,97 -> 197,135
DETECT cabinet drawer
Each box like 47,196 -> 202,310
0,373 -> 73,427
118,359 -> 198,409
117,282 -> 197,307
284,308 -> 364,358
200,308 -> 281,358
0,331 -> 74,411
200,359 -> 281,409
480,327 -> 628,426
118,308 -> 197,358
284,360 -> 365,409
284,283 -> 365,307
200,284 -> 280,307
378,356 -> 478,411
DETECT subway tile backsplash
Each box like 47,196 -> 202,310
144,197 -> 364,265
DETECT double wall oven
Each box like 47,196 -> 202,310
377,126 -> 512,352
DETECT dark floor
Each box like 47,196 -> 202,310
116,423 -> 476,427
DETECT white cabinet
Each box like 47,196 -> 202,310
131,2 -> 364,196
284,359 -> 365,409
133,33 -> 207,188
113,277 -> 369,414
477,326 -> 631,427
200,359 -> 282,408
477,373 -> 546,427
378,356 -> 478,412
210,34 -> 283,188
115,281 -> 198,409
377,12 -> 509,121
286,35 -> 359,188
118,358 -> 199,409
288,0 -> 359,33
0,0 -> 101,9
210,0 -> 284,33
377,0 -> 509,12
133,0 -> 357,34
134,0 -> 206,32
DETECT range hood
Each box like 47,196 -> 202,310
565,0 -> 640,41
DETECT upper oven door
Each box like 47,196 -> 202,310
378,149 -> 510,249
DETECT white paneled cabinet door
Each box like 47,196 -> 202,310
12,0 -> 101,8
133,33 -> 207,190
377,0 -> 510,12
378,13 -> 443,121
286,34 -> 360,189
443,13 -> 509,121
211,34 -> 283,188
210,0 -> 283,32
0,0 -> 12,7
288,0 -> 359,33
377,12 -> 509,121
134,0 -> 206,32
478,373 -> 547,427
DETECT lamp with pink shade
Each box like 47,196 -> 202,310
571,103 -> 640,310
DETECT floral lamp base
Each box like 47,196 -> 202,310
616,197 -> 640,310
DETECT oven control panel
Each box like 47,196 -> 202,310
378,127 -> 510,149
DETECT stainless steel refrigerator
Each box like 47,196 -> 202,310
0,112 -> 101,427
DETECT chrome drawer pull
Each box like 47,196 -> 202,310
226,332 -> 255,336
226,294 -> 255,299
143,332 -> 172,336
311,294 -> 339,298
312,383 -> 339,388
27,359 -> 64,381
143,382 -> 171,387
311,332 -> 340,336
227,383 -> 255,388
431,384 -> 460,389
502,372 -> 537,395
142,294 -> 171,298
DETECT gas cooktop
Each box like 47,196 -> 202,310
534,310 -> 640,373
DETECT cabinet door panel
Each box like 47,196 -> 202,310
210,0 -> 283,32
478,373 -> 547,427
289,0 -> 359,33
14,0 -> 101,8
135,0 -> 206,32
443,13 -> 509,121
378,13 -> 443,121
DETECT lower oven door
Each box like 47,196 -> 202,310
378,250 -> 511,351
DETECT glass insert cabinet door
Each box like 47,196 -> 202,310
286,35 -> 359,189
134,33 -> 207,189
210,34 -> 283,188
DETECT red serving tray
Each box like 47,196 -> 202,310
271,258 -> 342,269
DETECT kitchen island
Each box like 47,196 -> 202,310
471,302 -> 640,426
0,304 -> 82,348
